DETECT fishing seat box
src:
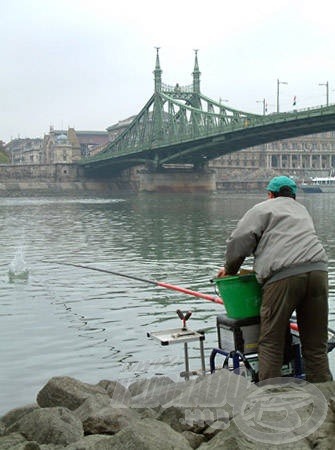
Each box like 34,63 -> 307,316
216,314 -> 298,367
216,313 -> 260,355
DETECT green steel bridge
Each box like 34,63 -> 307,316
80,49 -> 335,176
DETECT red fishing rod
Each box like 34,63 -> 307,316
47,261 -> 224,305
46,260 -> 300,333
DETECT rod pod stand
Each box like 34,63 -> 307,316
176,309 -> 192,330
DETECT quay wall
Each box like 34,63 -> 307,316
0,163 -> 138,195
0,163 -> 81,181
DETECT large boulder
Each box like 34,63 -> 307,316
73,393 -> 111,422
159,406 -> 206,434
73,392 -> 156,426
130,378 -> 193,409
0,432 -> 40,450
128,376 -> 175,397
305,407 -> 335,449
96,380 -> 132,404
73,391 -> 141,434
182,430 -> 206,449
36,376 -> 106,410
0,404 -> 39,428
163,369 -> 249,409
6,407 -> 84,446
103,418 -> 192,449
314,381 -> 335,402
81,405 -> 141,435
64,434 -> 118,450
198,420 -> 311,449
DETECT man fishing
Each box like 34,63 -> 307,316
217,175 -> 333,382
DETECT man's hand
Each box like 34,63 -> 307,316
216,267 -> 227,278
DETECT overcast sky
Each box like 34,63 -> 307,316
1,0 -> 334,143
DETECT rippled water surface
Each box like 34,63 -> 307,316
1,192 -> 335,414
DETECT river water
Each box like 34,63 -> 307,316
1,192 -> 335,415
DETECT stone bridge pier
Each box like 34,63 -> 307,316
136,167 -> 216,193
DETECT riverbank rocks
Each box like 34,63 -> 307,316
1,374 -> 335,449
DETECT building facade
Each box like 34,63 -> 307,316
5,128 -> 109,164
6,138 -> 43,164
106,116 -> 136,142
209,131 -> 335,181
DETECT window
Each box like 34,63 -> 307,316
271,155 -> 278,167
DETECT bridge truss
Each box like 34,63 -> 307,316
81,50 -> 335,174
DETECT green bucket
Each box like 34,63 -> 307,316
214,273 -> 262,319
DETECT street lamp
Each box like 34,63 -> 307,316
257,98 -> 267,115
319,81 -> 329,106
277,79 -> 288,113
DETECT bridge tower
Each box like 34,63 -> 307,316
192,49 -> 201,108
152,47 -> 164,145
154,46 -> 162,93
139,49 -> 216,192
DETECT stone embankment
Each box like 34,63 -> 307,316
0,163 -> 138,195
1,373 -> 335,449
0,181 -> 136,196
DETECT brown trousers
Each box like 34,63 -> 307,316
258,271 -> 332,382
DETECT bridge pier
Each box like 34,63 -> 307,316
138,168 -> 216,193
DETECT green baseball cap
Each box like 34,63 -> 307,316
266,176 -> 297,194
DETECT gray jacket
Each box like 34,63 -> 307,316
224,197 -> 328,284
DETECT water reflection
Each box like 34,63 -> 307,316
0,192 -> 334,414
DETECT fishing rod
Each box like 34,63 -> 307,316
45,260 -> 302,333
45,261 -> 224,305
